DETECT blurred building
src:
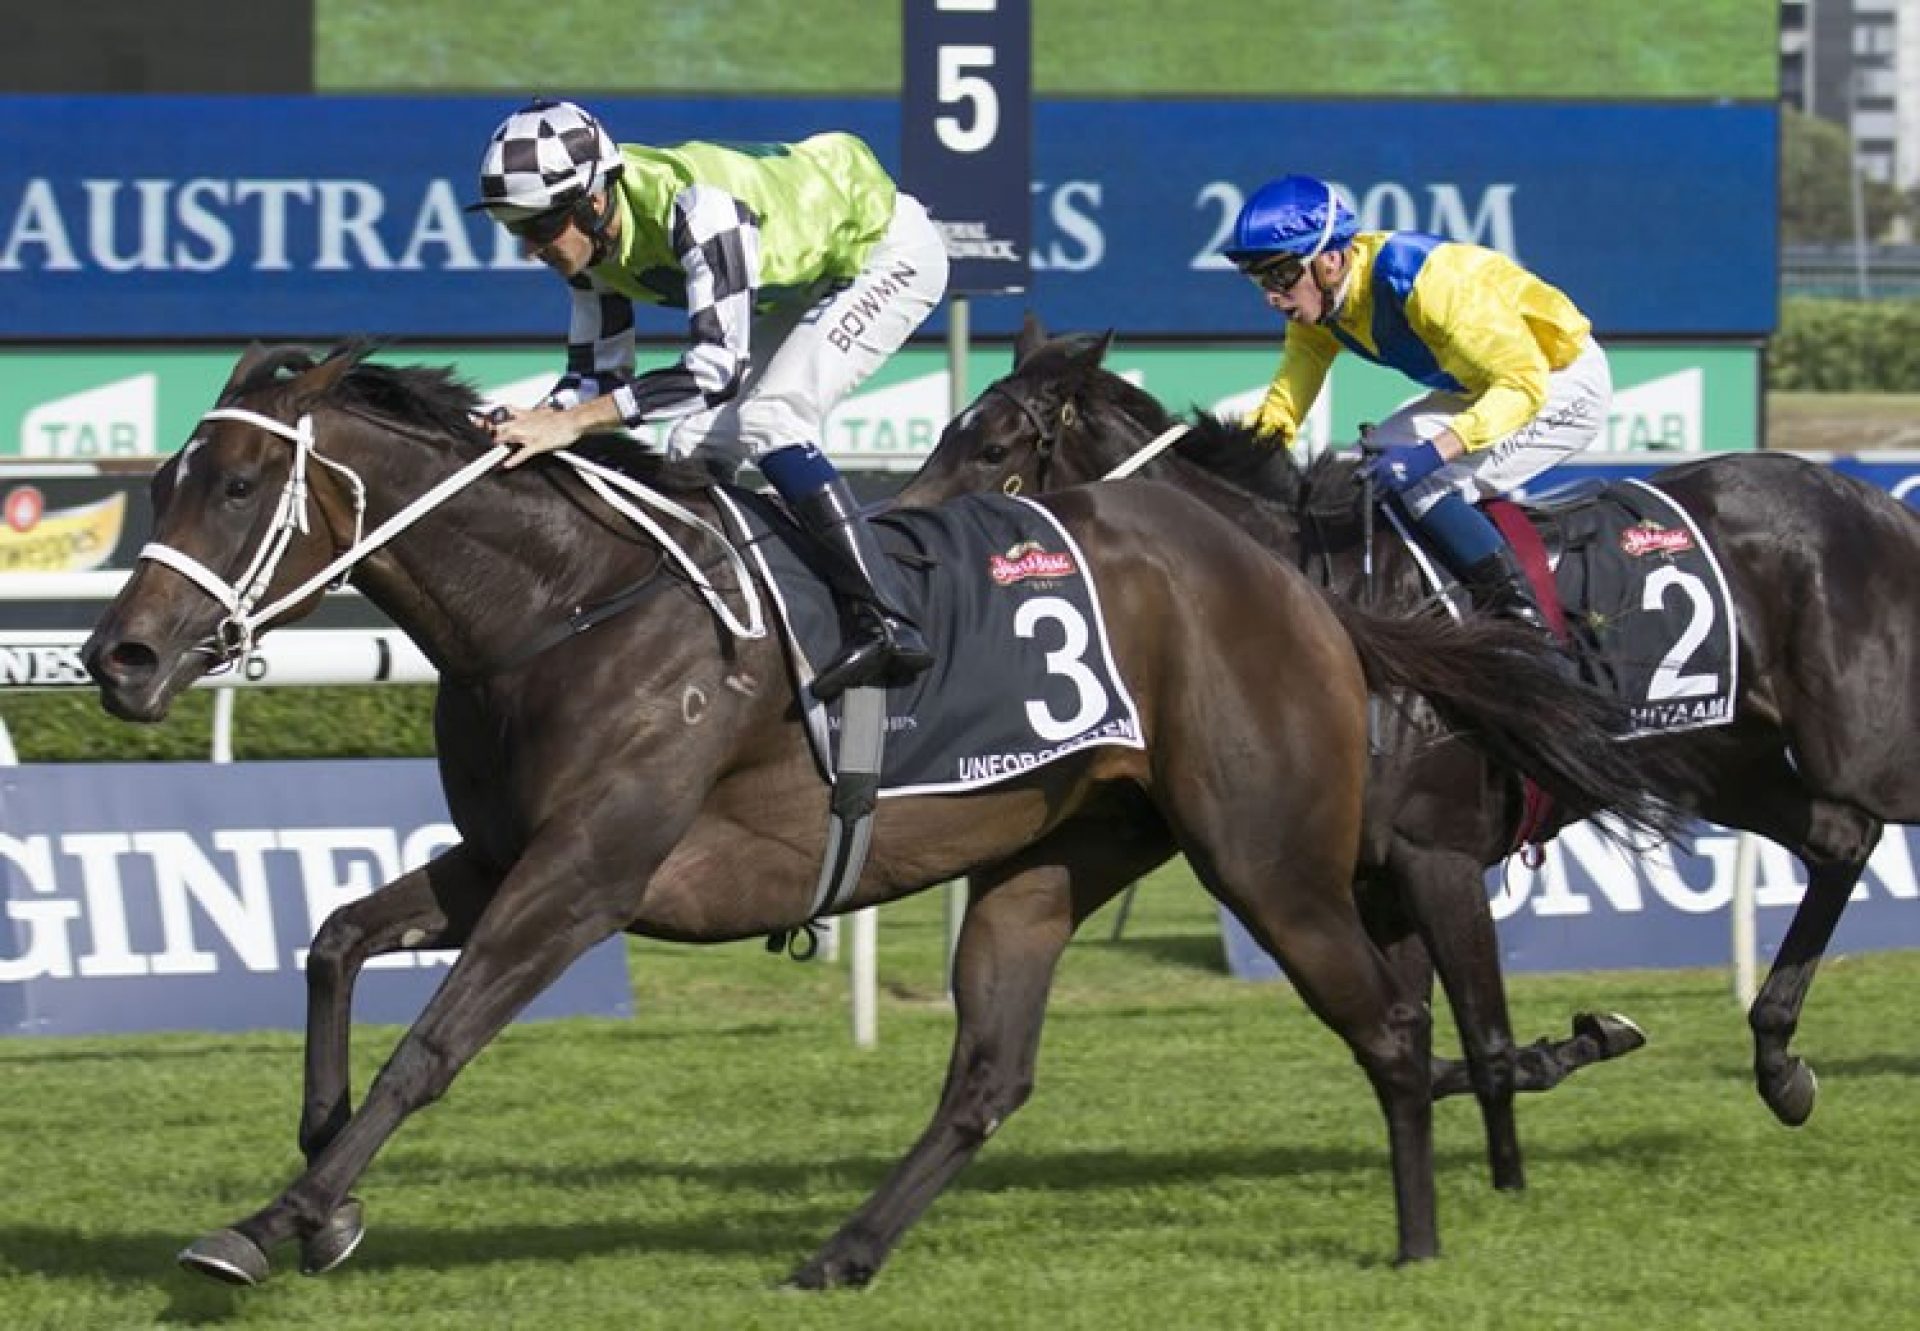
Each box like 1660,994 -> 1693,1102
1783,0 -> 1920,187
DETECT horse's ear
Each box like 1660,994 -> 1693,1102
286,345 -> 362,409
1013,311 -> 1050,368
220,342 -> 281,399
1065,330 -> 1116,379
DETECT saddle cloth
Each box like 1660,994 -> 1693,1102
1403,479 -> 1740,738
713,490 -> 1146,794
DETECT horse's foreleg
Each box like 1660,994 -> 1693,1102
300,844 -> 498,1164
179,843 -> 639,1288
789,823 -> 1169,1291
1750,821 -> 1879,1126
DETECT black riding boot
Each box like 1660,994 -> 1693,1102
1459,547 -> 1552,634
788,478 -> 934,701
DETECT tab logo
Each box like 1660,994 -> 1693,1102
824,370 -> 950,468
20,374 -> 158,458
1603,369 -> 1703,452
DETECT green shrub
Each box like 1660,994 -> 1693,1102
1770,298 -> 1920,391
1,685 -> 438,763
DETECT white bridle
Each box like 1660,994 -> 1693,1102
139,408 -> 391,666
138,406 -> 764,671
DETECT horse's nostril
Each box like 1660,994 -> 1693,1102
98,640 -> 159,685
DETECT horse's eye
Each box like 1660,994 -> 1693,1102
223,476 -> 257,502
981,444 -> 1011,465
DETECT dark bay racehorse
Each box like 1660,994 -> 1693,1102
901,318 -> 1920,1171
82,345 -> 1680,1286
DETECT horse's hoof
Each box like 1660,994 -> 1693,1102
1574,1010 -> 1647,1060
783,1250 -> 880,1291
299,1197 -> 366,1277
179,1228 -> 270,1287
1763,1058 -> 1819,1127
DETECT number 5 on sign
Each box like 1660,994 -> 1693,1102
936,46 -> 999,152
901,0 -> 1031,295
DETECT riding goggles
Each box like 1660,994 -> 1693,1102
1236,252 -> 1309,294
503,206 -> 573,245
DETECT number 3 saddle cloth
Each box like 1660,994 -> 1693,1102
713,490 -> 1145,794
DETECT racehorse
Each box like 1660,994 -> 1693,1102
899,316 -> 1920,1169
82,344 -> 1679,1286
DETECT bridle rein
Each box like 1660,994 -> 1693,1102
137,404 -> 767,676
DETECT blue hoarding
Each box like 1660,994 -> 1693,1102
0,760 -> 632,1036
1517,453 -> 1920,510
0,95 -> 1774,341
1221,820 -> 1920,982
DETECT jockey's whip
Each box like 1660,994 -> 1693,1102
1357,426 -> 1383,754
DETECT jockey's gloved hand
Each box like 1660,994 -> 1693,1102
1360,440 -> 1444,495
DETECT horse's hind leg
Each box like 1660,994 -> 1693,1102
1204,852 -> 1437,1262
789,818 -> 1173,1291
1156,668 -> 1430,1255
1693,743 -> 1886,1126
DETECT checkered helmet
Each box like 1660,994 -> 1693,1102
468,98 -> 623,218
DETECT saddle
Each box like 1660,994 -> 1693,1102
1412,480 -> 1741,739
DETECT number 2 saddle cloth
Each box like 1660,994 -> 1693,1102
1409,478 -> 1741,739
712,490 -> 1146,794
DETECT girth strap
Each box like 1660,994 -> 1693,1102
807,683 -> 888,921
706,487 -> 888,945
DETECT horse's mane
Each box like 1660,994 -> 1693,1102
221,341 -> 489,445
1016,331 -> 1365,521
1173,413 -> 1365,519
225,341 -> 716,494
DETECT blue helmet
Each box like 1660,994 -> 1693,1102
1221,175 -> 1358,265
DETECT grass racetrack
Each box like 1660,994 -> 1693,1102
2,869 -> 1915,1330
1767,393 -> 1920,453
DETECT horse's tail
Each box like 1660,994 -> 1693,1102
1328,599 -> 1696,843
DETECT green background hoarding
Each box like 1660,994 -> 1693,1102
0,343 -> 1759,474
318,0 -> 1776,100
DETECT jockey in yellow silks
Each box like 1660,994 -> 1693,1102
1223,174 -> 1610,630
